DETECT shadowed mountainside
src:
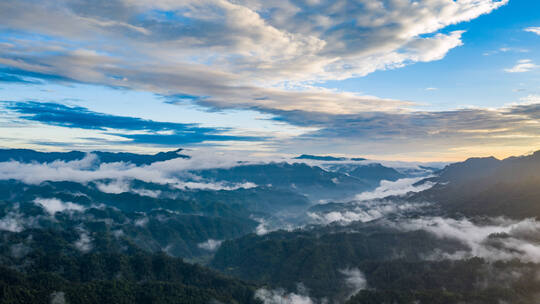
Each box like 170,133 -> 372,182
413,150 -> 540,218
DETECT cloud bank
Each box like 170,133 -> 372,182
355,177 -> 434,201
308,177 -> 434,225
395,217 -> 540,263
308,201 -> 429,225
0,0 -> 507,115
254,288 -> 314,304
0,151 -> 262,187
2,1 -> 538,160
269,100 -> 540,160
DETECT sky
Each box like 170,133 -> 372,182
0,0 -> 539,161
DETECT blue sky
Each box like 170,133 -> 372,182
0,0 -> 539,161
321,0 -> 540,110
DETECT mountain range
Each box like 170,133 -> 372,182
1,148 -> 540,303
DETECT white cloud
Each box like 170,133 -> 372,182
0,152 -> 260,191
340,268 -> 367,300
95,180 -> 131,194
255,218 -> 270,236
197,239 -> 223,251
131,188 -> 162,198
0,211 -> 25,232
174,181 -> 257,191
355,177 -> 434,201
74,230 -> 93,252
308,201 -> 430,225
134,217 -> 149,227
112,229 -> 125,238
34,198 -> 85,215
504,59 -> 539,73
525,27 -> 540,36
0,204 -> 46,232
254,288 -> 314,304
308,210 -> 373,225
270,99 -> 540,161
50,291 -> 67,304
394,217 -> 540,263
94,177 -> 255,196
0,0 -> 508,115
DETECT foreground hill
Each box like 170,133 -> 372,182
210,220 -> 540,303
0,251 -> 258,304
0,200 -> 260,303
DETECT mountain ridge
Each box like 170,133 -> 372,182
0,148 -> 189,165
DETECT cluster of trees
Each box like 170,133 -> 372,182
0,194 -> 262,303
0,252 -> 259,304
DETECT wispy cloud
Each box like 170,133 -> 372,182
394,217 -> 540,263
524,27 -> 540,36
0,72 -> 41,84
34,198 -> 85,215
255,288 -> 314,304
197,239 -> 223,251
74,229 -> 93,253
0,211 -> 25,232
268,101 -> 540,160
504,59 -> 539,73
0,151 -> 266,193
355,177 -> 434,201
340,268 -> 367,300
308,200 -> 430,225
3,101 -> 259,145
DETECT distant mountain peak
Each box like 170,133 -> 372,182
464,156 -> 499,162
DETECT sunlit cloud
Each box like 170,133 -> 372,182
0,0 -> 534,160
0,0 -> 507,115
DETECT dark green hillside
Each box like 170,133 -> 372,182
211,225 -> 540,303
0,200 -> 256,259
0,201 -> 260,303
0,252 -> 259,304
211,224 -> 467,300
